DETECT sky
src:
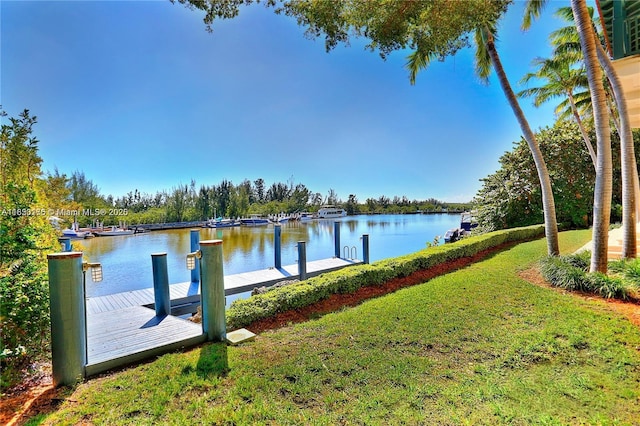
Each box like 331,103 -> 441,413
2,0 -> 575,203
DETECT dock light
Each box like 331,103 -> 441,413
186,250 -> 201,270
83,262 -> 103,282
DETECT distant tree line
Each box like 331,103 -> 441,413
48,173 -> 472,226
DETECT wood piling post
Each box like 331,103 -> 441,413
151,253 -> 171,317
190,229 -> 200,286
334,221 -> 341,258
47,252 -> 86,386
274,224 -> 282,269
298,241 -> 307,280
200,240 -> 226,341
362,234 -> 370,264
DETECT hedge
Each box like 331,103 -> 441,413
226,225 -> 545,329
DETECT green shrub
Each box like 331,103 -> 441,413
540,252 -> 637,300
540,256 -> 589,291
0,254 -> 51,389
587,272 -> 628,299
226,225 -> 545,329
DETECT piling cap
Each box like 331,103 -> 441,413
200,239 -> 223,246
47,252 -> 83,259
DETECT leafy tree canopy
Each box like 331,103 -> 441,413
174,0 -> 510,64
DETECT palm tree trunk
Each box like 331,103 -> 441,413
568,92 -> 597,169
485,33 -> 560,256
595,35 -> 637,259
572,0 -> 612,272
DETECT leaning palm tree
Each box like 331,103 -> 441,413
571,0 -> 613,272
526,0 -> 635,267
476,24 -> 560,256
518,55 -> 595,168
554,5 -> 637,259
407,15 -> 560,256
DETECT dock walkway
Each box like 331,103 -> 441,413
87,257 -> 362,315
83,256 -> 362,376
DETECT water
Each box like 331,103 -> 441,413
78,214 -> 461,300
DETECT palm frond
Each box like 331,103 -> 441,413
522,0 -> 548,30
405,48 -> 435,85
473,26 -> 493,84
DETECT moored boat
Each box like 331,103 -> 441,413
317,205 -> 347,219
444,211 -> 478,243
206,217 -> 240,228
61,221 -> 92,239
95,226 -> 135,236
240,215 -> 271,226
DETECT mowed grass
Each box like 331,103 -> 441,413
41,229 -> 640,425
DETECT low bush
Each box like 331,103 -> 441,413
226,224 -> 545,329
540,252 -> 638,300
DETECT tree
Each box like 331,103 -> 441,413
518,56 -> 595,168
345,194 -> 359,215
547,5 -> 637,261
570,0 -> 613,272
68,170 -> 101,204
467,21 -> 560,255
174,0 -> 565,252
475,120 -> 601,231
0,109 -> 57,389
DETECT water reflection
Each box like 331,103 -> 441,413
79,214 -> 461,297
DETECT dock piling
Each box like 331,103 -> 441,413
298,241 -> 307,280
362,234 -> 370,264
274,224 -> 282,269
200,240 -> 226,341
190,229 -> 201,285
334,221 -> 341,258
58,237 -> 72,252
151,253 -> 171,317
47,252 -> 86,386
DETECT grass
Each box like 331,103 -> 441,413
39,229 -> 640,425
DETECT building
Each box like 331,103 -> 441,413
598,0 -> 640,128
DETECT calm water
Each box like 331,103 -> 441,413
78,214 -> 461,301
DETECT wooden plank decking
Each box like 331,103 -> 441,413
83,256 -> 361,376
85,305 -> 206,377
87,257 -> 362,314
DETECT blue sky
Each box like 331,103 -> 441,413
2,0 -> 572,203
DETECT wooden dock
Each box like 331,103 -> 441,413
85,305 -> 206,376
87,257 -> 362,315
83,257 -> 362,376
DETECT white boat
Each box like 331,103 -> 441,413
298,212 -> 315,222
61,221 -> 91,239
270,213 -> 291,223
62,228 -> 90,239
460,211 -> 478,232
317,205 -> 347,219
95,226 -> 135,236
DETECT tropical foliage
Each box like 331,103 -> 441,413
0,110 -> 58,390
474,121 -> 640,231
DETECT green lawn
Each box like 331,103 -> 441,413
39,229 -> 640,425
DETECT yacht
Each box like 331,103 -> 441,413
317,205 -> 347,219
